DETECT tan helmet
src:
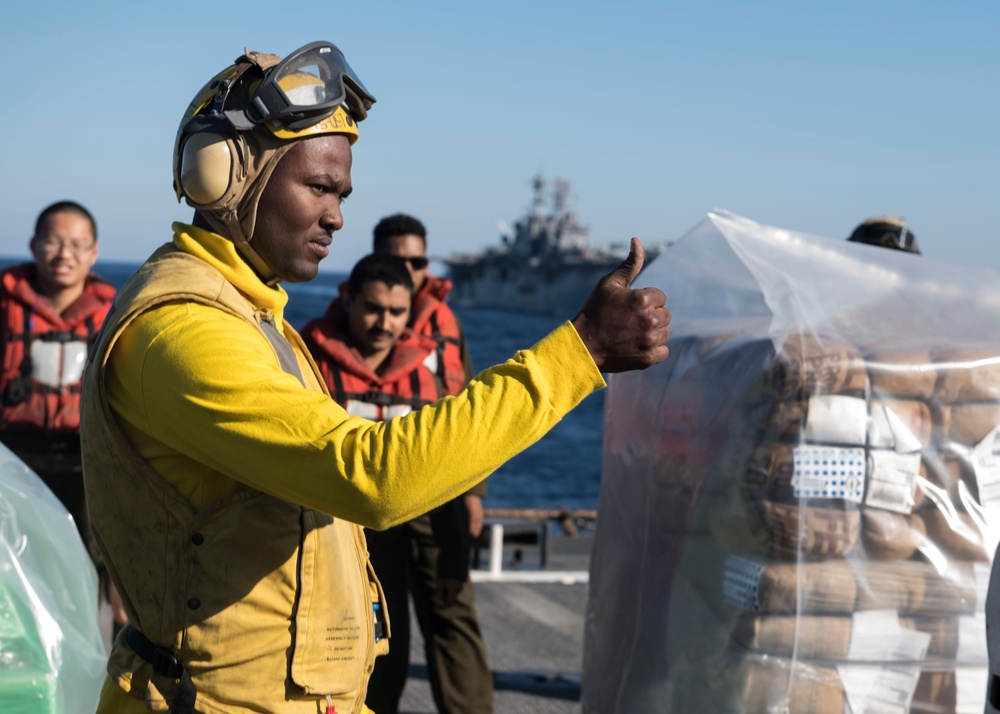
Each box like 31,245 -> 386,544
173,42 -> 375,280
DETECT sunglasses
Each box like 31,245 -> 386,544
403,256 -> 429,270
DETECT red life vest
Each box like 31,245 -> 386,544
325,274 -> 468,396
0,264 -> 116,434
301,310 -> 443,421
410,275 -> 467,396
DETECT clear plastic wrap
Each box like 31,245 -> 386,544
583,210 -> 1000,713
0,441 -> 105,712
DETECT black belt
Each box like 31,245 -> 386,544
124,625 -> 196,713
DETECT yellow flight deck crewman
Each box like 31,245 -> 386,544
81,40 -> 671,714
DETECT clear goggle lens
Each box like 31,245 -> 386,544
249,42 -> 375,129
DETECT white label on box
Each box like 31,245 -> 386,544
847,609 -> 904,659
722,555 -> 763,611
869,402 -> 925,453
866,451 -> 920,514
957,613 -> 988,661
839,611 -> 928,714
955,667 -> 988,714
792,446 -> 865,502
804,395 -> 868,445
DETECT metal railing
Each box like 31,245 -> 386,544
470,508 -> 596,584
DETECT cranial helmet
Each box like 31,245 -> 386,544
847,216 -> 920,255
173,41 -> 376,280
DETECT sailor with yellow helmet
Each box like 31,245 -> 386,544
81,40 -> 670,713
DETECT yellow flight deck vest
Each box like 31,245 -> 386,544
82,245 -> 389,713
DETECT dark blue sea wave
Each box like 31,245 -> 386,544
18,259 -> 602,510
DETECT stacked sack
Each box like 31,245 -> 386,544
663,332 -> 995,714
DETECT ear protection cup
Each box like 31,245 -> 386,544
178,131 -> 248,209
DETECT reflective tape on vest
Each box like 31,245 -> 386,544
30,339 -> 88,388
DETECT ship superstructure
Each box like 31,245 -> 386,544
446,174 -> 642,315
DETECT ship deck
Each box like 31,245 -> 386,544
399,533 -> 593,713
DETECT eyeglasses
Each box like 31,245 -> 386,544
403,256 -> 429,270
36,236 -> 96,256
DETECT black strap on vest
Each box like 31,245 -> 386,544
427,312 -> 459,384
3,309 -> 34,405
124,625 -> 197,713
3,309 -> 94,405
328,363 -> 433,411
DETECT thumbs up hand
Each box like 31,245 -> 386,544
571,238 -> 670,373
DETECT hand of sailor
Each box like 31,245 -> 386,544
571,237 -> 670,373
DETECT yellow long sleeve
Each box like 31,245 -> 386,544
106,300 -> 604,529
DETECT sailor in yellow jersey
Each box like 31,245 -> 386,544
81,41 -> 670,714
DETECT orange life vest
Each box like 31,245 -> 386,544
0,264 -> 116,434
408,275 -> 467,396
324,275 -> 468,396
301,310 -> 443,420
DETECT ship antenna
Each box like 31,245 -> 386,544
553,179 -> 570,216
532,173 -> 545,218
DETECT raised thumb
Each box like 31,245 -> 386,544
607,238 -> 645,288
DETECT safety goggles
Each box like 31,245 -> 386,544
209,41 -> 376,132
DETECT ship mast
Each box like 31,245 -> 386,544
531,173 -> 545,219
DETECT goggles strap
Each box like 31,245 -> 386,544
207,60 -> 258,125
242,49 -> 281,71
229,143 -> 294,286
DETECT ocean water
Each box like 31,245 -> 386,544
6,258 -> 603,510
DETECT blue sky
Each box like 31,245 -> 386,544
1,1 -> 997,272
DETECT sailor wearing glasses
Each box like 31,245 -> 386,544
0,202 -> 119,567
369,213 -> 492,714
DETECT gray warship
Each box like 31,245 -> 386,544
445,174 -> 652,315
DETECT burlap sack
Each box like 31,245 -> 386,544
871,397 -> 933,449
861,509 -> 927,561
932,402 -> 1000,446
732,614 -> 958,660
739,656 -> 844,714
731,614 -> 853,659
854,560 -> 977,617
686,643 -> 966,712
763,395 -> 930,448
912,670 -> 956,714
763,332 -> 868,400
899,617 -> 960,659
728,558 -> 858,614
728,663 -> 958,714
921,452 -> 973,505
746,441 -> 798,502
920,506 -> 990,562
709,449 -> 860,561
865,347 -> 938,400
765,395 -> 867,445
759,500 -> 861,560
669,651 -> 845,714
746,441 -> 865,504
746,440 -> 925,510
934,346 -> 1000,402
